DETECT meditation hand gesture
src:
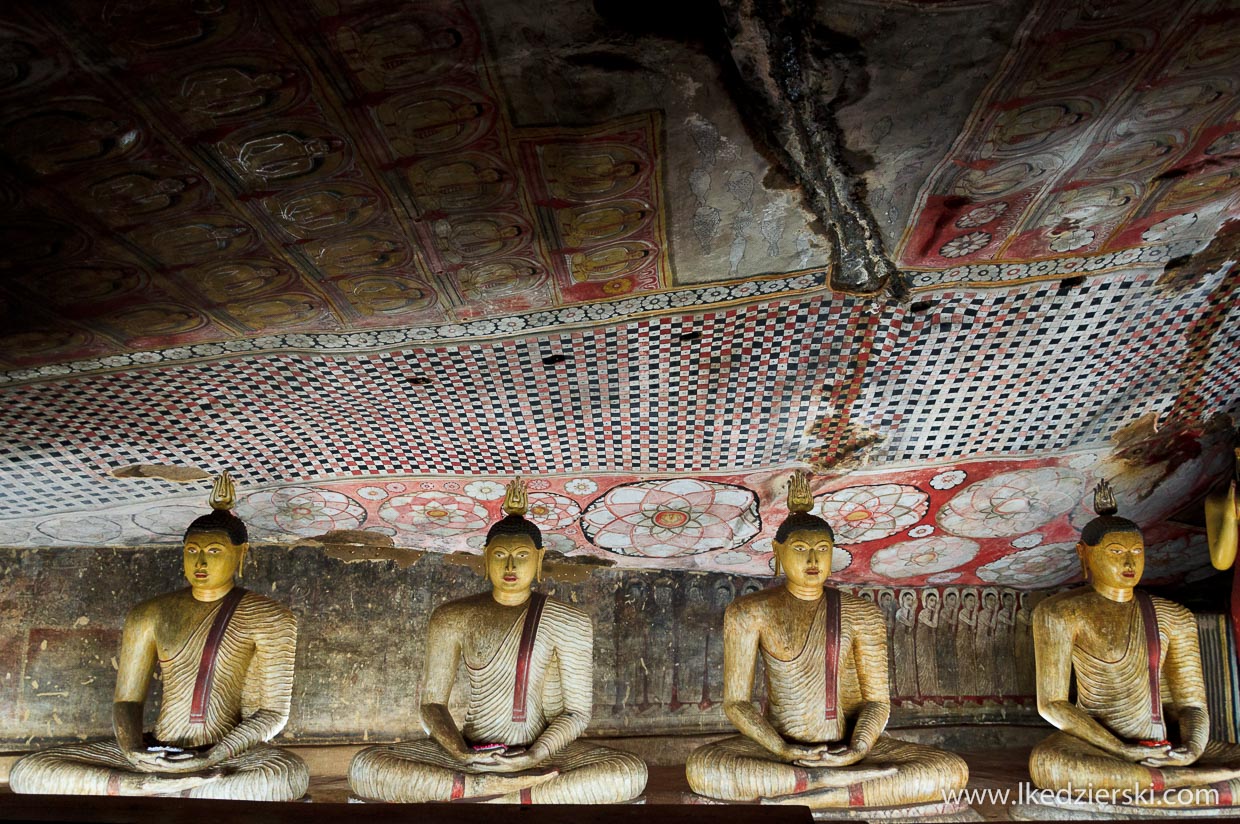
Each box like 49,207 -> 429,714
787,741 -> 870,768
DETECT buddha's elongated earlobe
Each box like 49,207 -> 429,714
772,553 -> 782,577
237,543 -> 249,580
536,553 -> 544,584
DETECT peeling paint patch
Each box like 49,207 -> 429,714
111,464 -> 210,482
324,545 -> 424,570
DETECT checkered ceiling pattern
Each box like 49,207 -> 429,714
3,263 -> 1236,523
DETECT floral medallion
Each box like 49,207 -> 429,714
579,478 -> 760,557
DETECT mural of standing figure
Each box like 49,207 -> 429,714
676,579 -> 712,711
915,590 -> 940,697
936,588 -> 960,696
893,590 -> 918,698
614,580 -> 648,713
1014,592 -> 1036,694
955,589 -> 980,697
976,591 -> 1000,697
994,591 -> 1017,696
686,472 -> 968,809
10,474 -> 309,801
878,588 -> 898,680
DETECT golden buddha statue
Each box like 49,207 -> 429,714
348,478 -> 647,804
10,474 -> 308,801
1028,480 -> 1240,808
1206,447 -> 1240,684
686,471 -> 969,808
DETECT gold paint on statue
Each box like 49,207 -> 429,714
1029,481 -> 1240,807
687,471 -> 968,808
1206,448 -> 1239,571
348,478 -> 647,803
10,474 -> 308,801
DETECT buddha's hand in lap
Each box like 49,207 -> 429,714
1138,745 -> 1202,769
464,749 -> 556,775
125,749 -> 221,775
786,742 -> 869,768
1113,742 -> 1172,765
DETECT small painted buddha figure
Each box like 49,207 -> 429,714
348,478 -> 647,803
686,471 -> 969,808
10,474 -> 308,801
1029,480 -> 1240,807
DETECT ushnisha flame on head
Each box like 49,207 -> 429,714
486,476 -> 543,549
786,469 -> 815,514
502,475 -> 529,516
1079,479 -> 1140,548
184,471 -> 248,546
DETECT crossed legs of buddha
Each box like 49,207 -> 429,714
348,739 -> 646,803
1030,732 -> 1240,806
686,734 -> 969,807
9,740 -> 309,801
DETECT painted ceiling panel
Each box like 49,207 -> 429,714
897,0 -> 1240,271
0,0 -> 1237,589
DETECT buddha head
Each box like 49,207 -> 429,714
1077,480 -> 1143,596
484,477 -> 545,601
183,472 -> 248,594
772,471 -> 836,593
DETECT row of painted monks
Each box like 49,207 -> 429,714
10,473 -> 1240,814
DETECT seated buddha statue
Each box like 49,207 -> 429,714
348,478 -> 647,803
10,474 -> 308,801
686,471 -> 969,808
1029,480 -> 1240,808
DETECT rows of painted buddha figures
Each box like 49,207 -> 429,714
10,472 -> 1240,812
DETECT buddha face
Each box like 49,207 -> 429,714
1079,530 -> 1144,591
773,528 -> 834,589
183,529 -> 245,591
485,534 -> 543,597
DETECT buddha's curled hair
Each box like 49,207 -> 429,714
774,511 -> 835,544
184,508 -> 248,545
485,514 -> 543,549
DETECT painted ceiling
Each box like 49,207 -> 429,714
0,0 -> 1237,591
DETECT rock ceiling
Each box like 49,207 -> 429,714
0,0 -> 1237,590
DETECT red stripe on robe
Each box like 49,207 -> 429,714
824,588 -> 841,721
1135,591 -> 1166,741
190,587 -> 247,724
512,592 -> 548,723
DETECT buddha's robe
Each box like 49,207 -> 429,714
349,596 -> 646,803
1031,591 -> 1240,803
687,592 -> 968,807
10,590 -> 308,801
